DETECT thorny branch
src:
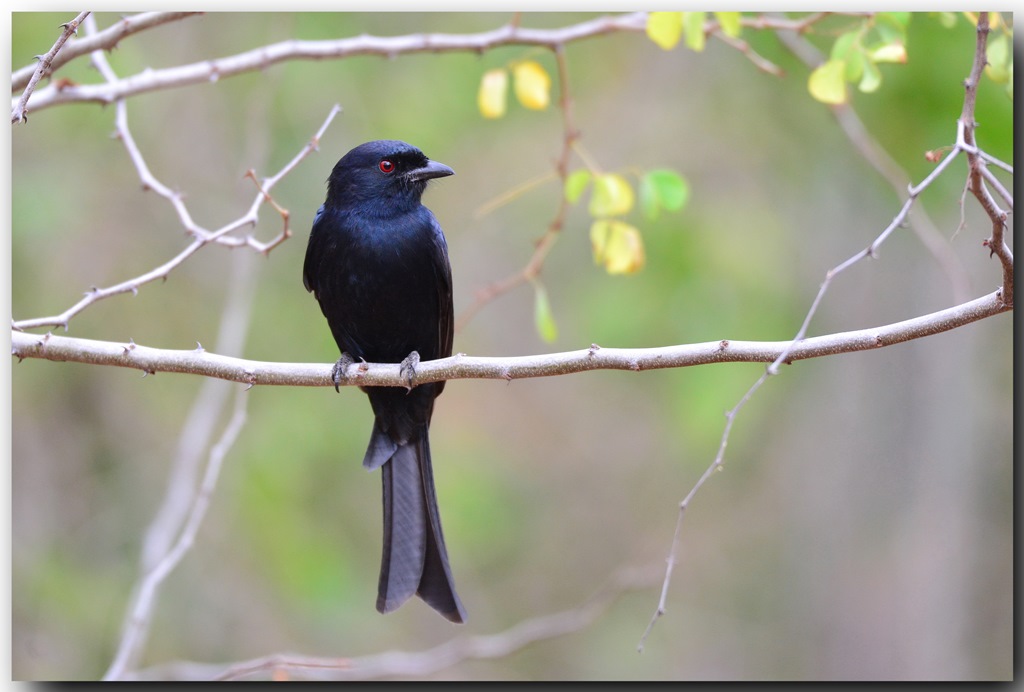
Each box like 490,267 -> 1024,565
12,12 -> 844,117
10,12 -> 201,93
637,11 -> 1013,650
9,290 -> 1010,387
11,11 -> 89,123
10,95 -> 336,330
959,13 -> 1014,307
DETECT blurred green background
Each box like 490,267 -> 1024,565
10,12 -> 1013,680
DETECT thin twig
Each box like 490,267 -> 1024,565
455,42 -> 578,332
712,31 -> 784,76
11,11 -> 89,123
773,25 -> 973,304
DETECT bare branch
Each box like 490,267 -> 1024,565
11,11 -> 89,123
9,290 -> 1010,388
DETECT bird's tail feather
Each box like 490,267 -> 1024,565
362,418 -> 398,471
372,422 -> 466,623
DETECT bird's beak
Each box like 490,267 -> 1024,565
407,160 -> 455,182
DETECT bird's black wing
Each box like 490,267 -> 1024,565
427,211 -> 454,396
302,204 -> 327,296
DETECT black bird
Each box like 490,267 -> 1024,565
302,140 -> 465,623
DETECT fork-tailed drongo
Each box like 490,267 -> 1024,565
303,140 -> 465,623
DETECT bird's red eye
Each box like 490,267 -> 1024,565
379,159 -> 395,173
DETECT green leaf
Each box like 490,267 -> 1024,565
844,44 -> 865,83
589,173 -> 634,217
858,58 -> 882,93
532,281 -> 558,342
564,169 -> 593,204
590,220 -> 645,274
640,169 -> 689,220
714,11 -> 742,38
646,11 -> 683,50
830,30 -> 859,61
682,11 -> 707,52
808,59 -> 848,104
879,11 -> 910,27
875,13 -> 908,44
936,12 -> 957,28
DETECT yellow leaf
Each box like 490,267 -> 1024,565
478,69 -> 508,119
479,68 -> 512,118
513,61 -> 551,111
646,12 -> 683,50
589,173 -> 634,217
590,220 -> 645,274
808,59 -> 848,104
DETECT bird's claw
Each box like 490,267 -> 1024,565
399,351 -> 420,392
332,353 -> 356,392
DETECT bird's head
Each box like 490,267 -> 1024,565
325,140 -> 454,213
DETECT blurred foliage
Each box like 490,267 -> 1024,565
10,11 -> 1013,681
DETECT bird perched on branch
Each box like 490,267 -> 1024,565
303,140 -> 465,623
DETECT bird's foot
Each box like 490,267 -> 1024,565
332,353 -> 356,393
399,350 -> 420,392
